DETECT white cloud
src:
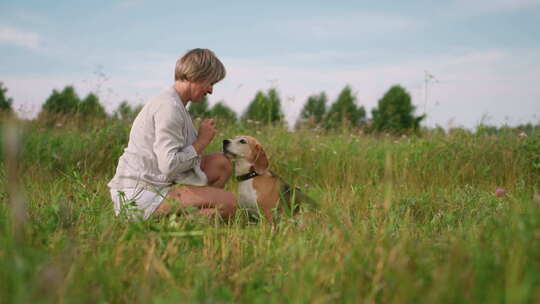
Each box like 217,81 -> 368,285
0,25 -> 42,50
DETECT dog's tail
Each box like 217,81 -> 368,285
268,170 -> 318,214
280,182 -> 319,214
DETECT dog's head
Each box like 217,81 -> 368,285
223,135 -> 269,174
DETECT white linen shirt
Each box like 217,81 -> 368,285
108,86 -> 208,191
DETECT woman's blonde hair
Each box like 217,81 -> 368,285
174,48 -> 226,84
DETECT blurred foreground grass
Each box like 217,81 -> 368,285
1,118 -> 540,303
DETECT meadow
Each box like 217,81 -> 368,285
1,117 -> 540,303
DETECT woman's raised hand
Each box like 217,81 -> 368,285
193,118 -> 217,154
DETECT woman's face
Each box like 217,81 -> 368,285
190,80 -> 214,102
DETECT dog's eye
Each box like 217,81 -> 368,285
239,139 -> 247,144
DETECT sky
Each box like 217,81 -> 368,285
1,0 -> 539,129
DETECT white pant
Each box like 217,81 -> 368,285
110,186 -> 170,220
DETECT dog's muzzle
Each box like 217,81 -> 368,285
222,139 -> 235,158
222,139 -> 231,152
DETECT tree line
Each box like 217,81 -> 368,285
0,81 -> 446,134
2,81 -> 537,135
0,82 -> 143,124
189,85 -> 426,134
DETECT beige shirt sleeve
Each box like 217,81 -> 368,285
152,100 -> 200,180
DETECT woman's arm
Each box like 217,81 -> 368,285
192,118 -> 216,154
153,106 -> 199,179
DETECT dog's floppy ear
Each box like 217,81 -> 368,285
253,143 -> 269,174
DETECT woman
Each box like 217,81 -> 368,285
108,48 -> 236,220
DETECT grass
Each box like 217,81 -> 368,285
1,118 -> 540,303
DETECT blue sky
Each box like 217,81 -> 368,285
1,0 -> 539,128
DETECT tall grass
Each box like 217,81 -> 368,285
1,117 -> 539,303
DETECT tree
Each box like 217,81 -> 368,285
113,101 -> 143,123
79,93 -> 106,118
187,97 -> 211,118
371,85 -> 425,134
323,86 -> 365,129
514,122 -> 540,136
299,92 -> 327,125
0,82 -> 13,113
242,88 -> 284,124
476,124 -> 499,136
210,101 -> 237,123
41,86 -> 80,115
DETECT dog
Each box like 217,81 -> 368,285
222,135 -> 316,221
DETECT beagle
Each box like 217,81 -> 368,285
222,135 -> 316,221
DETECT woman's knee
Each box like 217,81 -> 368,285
202,153 -> 232,187
214,153 -> 232,178
202,153 -> 232,173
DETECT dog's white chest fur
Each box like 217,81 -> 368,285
238,179 -> 259,211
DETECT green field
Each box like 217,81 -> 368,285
1,119 -> 540,303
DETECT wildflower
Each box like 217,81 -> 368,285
495,188 -> 506,197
